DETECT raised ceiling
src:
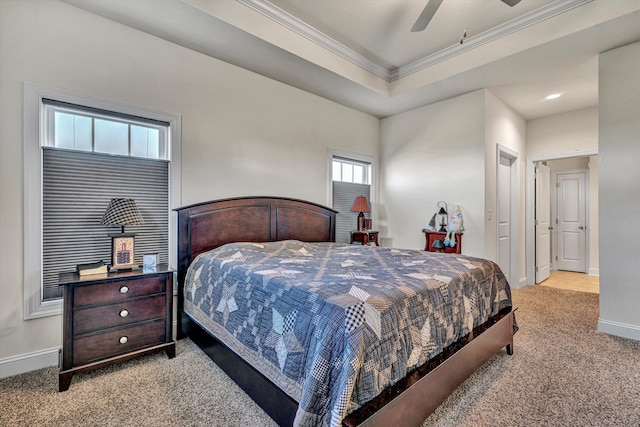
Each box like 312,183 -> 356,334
267,0 -> 557,69
62,0 -> 640,119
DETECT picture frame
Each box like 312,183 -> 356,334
110,233 -> 137,271
143,253 -> 159,272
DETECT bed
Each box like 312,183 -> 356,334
175,196 -> 515,427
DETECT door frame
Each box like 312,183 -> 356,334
525,149 -> 597,285
496,144 -> 519,287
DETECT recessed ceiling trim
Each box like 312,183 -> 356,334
393,0 -> 593,81
241,0 -> 593,85
238,0 -> 392,81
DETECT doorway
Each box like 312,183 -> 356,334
530,155 -> 596,284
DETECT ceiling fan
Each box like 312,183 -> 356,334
411,0 -> 522,32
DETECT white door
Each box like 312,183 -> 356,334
497,153 -> 513,283
535,163 -> 551,283
554,171 -> 587,272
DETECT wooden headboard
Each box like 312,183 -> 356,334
174,196 -> 337,335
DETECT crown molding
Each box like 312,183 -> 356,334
237,0 -> 391,81
239,0 -> 593,84
393,0 -> 593,81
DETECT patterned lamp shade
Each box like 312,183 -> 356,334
101,198 -> 144,233
350,195 -> 370,213
351,195 -> 370,231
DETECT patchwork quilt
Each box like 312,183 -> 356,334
184,240 -> 512,427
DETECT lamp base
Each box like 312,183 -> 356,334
357,212 -> 365,231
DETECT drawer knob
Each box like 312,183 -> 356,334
119,336 -> 128,344
119,285 -> 129,294
119,309 -> 129,318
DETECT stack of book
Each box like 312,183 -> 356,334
76,261 -> 108,276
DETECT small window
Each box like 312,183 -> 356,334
44,100 -> 168,160
332,157 -> 371,184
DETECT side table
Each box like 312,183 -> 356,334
423,231 -> 463,254
350,230 -> 380,246
58,265 -> 176,391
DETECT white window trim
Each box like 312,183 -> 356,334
43,103 -> 169,159
327,149 -> 377,212
23,82 -> 182,319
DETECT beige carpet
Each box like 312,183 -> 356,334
1,285 -> 639,426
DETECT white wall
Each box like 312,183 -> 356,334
378,89 -> 527,277
0,0 -> 379,366
527,107 -> 598,159
598,41 -> 640,340
484,91 -> 527,285
379,90 -> 486,254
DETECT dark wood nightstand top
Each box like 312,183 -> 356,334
58,264 -> 174,286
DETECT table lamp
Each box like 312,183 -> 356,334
351,195 -> 370,231
100,198 -> 144,271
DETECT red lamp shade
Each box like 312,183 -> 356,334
351,196 -> 370,231
350,196 -> 370,213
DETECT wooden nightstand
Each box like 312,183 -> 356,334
423,231 -> 463,254
58,265 -> 176,391
350,230 -> 379,246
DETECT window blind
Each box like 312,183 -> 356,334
332,181 -> 371,244
42,148 -> 169,301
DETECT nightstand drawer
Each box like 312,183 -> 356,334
74,276 -> 166,307
73,319 -> 167,366
73,295 -> 167,335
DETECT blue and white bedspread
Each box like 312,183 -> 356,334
184,240 -> 512,427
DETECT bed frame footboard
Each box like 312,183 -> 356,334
342,309 -> 515,427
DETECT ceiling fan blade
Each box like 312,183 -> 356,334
501,0 -> 522,6
411,0 -> 444,32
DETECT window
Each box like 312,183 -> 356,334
24,84 -> 181,318
44,100 -> 168,159
332,157 -> 371,185
40,102 -> 170,302
330,155 -> 373,244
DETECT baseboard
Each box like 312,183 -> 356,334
510,276 -> 527,289
0,347 -> 60,379
598,318 -> 640,341
588,268 -> 599,276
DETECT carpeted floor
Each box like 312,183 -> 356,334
1,285 -> 639,426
